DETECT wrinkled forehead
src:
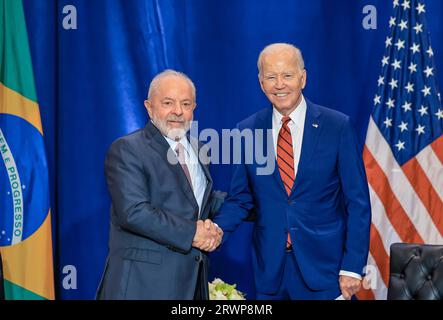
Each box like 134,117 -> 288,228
155,76 -> 195,100
261,51 -> 300,73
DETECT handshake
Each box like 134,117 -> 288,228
192,219 -> 223,252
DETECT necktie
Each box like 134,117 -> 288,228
175,143 -> 193,190
277,116 -> 295,249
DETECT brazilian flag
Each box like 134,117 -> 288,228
0,0 -> 54,299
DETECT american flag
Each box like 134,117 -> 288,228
359,0 -> 443,300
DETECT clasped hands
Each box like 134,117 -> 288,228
192,219 -> 223,252
339,275 -> 362,300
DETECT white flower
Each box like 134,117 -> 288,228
208,278 -> 246,300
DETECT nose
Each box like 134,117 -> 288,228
275,75 -> 286,89
172,102 -> 184,115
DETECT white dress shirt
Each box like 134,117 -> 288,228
164,136 -> 207,217
271,95 -> 361,281
272,95 -> 307,179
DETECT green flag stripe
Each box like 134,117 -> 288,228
0,0 -> 37,102
4,279 -> 47,300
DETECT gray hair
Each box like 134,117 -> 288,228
257,43 -> 305,77
147,69 -> 196,100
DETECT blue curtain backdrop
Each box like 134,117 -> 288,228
21,0 -> 443,299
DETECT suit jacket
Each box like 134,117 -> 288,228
97,121 -> 222,300
215,99 -> 371,294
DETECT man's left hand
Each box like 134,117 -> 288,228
339,275 -> 361,300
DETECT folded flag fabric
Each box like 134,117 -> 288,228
0,0 -> 54,300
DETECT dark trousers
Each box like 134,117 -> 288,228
256,251 -> 341,300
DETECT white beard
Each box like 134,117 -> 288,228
151,115 -> 191,141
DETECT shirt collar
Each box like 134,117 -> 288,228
272,95 -> 307,127
149,120 -> 191,154
164,134 -> 190,155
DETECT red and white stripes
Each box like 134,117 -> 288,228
358,117 -> 443,300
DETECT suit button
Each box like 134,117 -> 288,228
195,255 -> 200,262
427,275 -> 432,280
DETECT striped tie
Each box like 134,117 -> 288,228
277,116 -> 295,249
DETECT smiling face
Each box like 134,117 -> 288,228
259,48 -> 307,116
144,75 -> 196,140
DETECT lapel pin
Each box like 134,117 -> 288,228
312,123 -> 319,128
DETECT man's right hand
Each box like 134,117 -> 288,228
192,219 -> 223,252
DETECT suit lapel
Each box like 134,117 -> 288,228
256,108 -> 288,195
292,100 -> 322,193
264,100 -> 323,197
144,122 -> 199,211
189,136 -> 213,219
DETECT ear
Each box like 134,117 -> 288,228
258,74 -> 266,93
301,69 -> 307,89
144,99 -> 153,118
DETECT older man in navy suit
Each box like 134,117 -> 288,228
97,70 -> 223,300
215,43 -> 371,300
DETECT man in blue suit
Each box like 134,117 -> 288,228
215,43 -> 371,300
97,70 -> 224,299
